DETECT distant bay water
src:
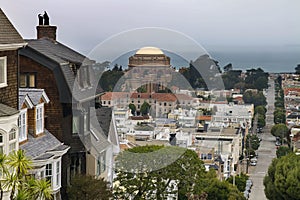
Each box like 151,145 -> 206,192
109,45 -> 300,73
207,45 -> 300,73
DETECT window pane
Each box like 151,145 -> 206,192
0,135 -> 2,143
9,129 -> 16,140
9,142 -> 16,153
0,59 -> 4,83
20,74 -> 27,87
72,116 -> 79,134
29,74 -> 35,87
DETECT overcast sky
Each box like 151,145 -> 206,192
2,0 -> 300,56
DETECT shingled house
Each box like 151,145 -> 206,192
0,8 -> 26,199
19,88 -> 70,200
19,15 -> 119,198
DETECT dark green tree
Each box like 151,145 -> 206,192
67,174 -> 112,200
255,105 -> 266,116
128,103 -> 136,115
226,173 -> 249,192
271,124 -> 288,141
223,63 -> 232,72
113,145 -> 207,199
245,134 -> 260,151
99,70 -> 124,91
276,146 -> 292,158
295,64 -> 300,74
274,111 -> 286,124
257,114 -> 266,128
205,179 -> 245,200
264,153 -> 300,200
140,101 -> 150,116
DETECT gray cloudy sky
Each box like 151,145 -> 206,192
2,0 -> 300,56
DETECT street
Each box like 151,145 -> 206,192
248,78 -> 276,200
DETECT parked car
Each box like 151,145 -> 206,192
275,141 -> 281,146
250,161 -> 257,166
244,190 -> 249,199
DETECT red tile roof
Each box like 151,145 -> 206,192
197,116 -> 212,121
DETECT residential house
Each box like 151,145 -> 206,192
19,88 -> 70,200
0,8 -> 26,199
193,127 -> 243,179
19,16 -> 118,198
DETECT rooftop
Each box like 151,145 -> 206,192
20,129 -> 67,160
0,103 -> 19,117
0,8 -> 24,45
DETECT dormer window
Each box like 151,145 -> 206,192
36,104 -> 44,134
0,56 -> 7,88
78,66 -> 91,89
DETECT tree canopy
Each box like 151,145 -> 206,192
113,145 -> 245,200
140,101 -> 151,116
245,134 -> 260,151
264,153 -> 300,200
243,91 -> 267,107
271,124 -> 288,140
276,146 -> 292,158
67,174 -> 112,200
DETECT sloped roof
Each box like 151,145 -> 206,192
20,129 -> 68,160
19,88 -> 50,108
20,38 -> 102,103
0,103 -> 19,117
0,8 -> 24,44
25,38 -> 92,65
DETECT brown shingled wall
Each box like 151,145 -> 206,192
20,55 -> 63,141
0,50 -> 18,109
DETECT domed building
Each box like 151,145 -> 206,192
128,47 -> 170,68
126,47 -> 172,92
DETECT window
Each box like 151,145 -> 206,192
45,164 -> 52,184
72,115 -> 80,135
20,73 -> 36,88
56,161 -> 61,187
83,112 -> 89,133
9,143 -> 16,153
97,151 -> 106,175
36,104 -> 44,134
19,110 -> 27,142
9,129 -> 17,153
0,134 -> 3,154
0,56 -> 7,88
207,153 -> 212,160
78,66 -> 91,89
9,129 -> 16,140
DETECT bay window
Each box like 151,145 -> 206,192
8,129 -> 17,153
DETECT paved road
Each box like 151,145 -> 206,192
249,78 -> 276,200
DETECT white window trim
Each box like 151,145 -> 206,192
0,56 -> 7,88
8,128 -> 17,154
36,103 -> 44,134
19,109 -> 27,142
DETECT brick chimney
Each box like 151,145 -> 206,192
36,12 -> 57,40
37,25 -> 57,40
